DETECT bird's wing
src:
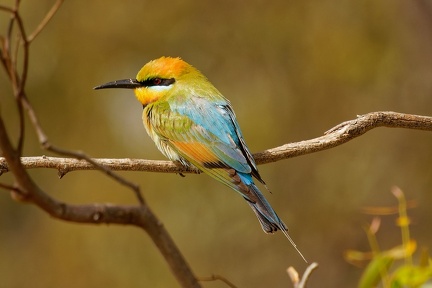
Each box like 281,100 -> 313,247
148,95 -> 264,184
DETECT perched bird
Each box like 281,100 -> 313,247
95,57 -> 305,261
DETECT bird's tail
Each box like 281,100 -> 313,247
244,181 -> 307,262
207,167 -> 307,261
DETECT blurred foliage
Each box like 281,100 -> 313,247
345,187 -> 432,288
1,0 -> 432,287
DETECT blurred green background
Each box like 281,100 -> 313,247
1,0 -> 432,287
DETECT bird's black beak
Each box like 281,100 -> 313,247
94,79 -> 142,90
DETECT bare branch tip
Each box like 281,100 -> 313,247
27,0 -> 64,42
10,188 -> 29,203
0,167 -> 8,176
198,274 -> 237,288
287,262 -> 319,288
287,266 -> 300,284
57,169 -> 67,179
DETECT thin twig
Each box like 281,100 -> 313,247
198,274 -> 238,288
287,262 -> 319,288
298,262 -> 319,287
0,182 -> 23,194
6,1 -> 29,92
0,181 -> 27,201
1,1 -> 27,155
27,0 -> 64,42
45,143 -> 146,205
0,5 -> 14,13
3,6 -> 16,84
13,33 -> 26,155
5,5 -> 15,54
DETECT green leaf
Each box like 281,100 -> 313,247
359,254 -> 394,288
391,265 -> 432,287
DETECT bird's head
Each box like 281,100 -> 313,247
94,57 -> 208,106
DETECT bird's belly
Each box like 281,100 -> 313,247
142,112 -> 191,167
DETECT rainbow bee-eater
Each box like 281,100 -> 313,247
95,57 -> 305,261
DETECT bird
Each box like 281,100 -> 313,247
94,57 -> 305,261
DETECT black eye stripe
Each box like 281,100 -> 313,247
142,78 -> 175,87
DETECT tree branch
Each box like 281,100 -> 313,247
1,111 -> 430,175
0,2 -> 201,288
0,110 -> 201,288
254,111 -> 432,164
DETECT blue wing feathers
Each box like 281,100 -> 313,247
171,96 -> 254,174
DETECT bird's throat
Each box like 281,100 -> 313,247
134,87 -> 163,107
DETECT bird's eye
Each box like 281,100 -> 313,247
153,78 -> 162,85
